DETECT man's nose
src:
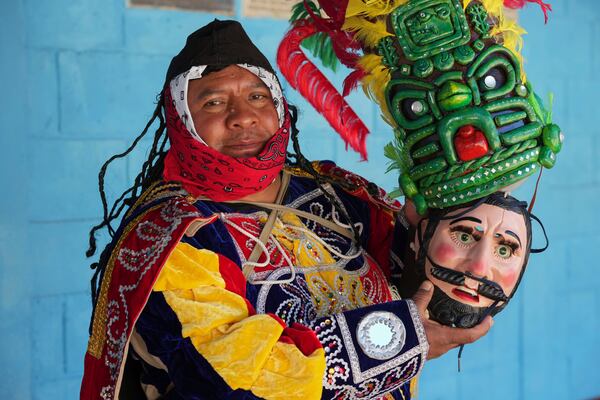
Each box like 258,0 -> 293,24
226,100 -> 257,129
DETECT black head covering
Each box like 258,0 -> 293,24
165,19 -> 275,84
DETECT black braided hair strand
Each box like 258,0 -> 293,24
85,91 -> 168,332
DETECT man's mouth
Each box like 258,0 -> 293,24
452,287 -> 480,303
223,141 -> 267,157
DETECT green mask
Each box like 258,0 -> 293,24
378,0 -> 562,214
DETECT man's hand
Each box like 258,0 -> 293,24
412,280 -> 493,360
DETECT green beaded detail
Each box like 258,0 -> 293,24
453,45 -> 476,65
494,111 -> 527,126
390,0 -> 471,61
400,173 -> 418,197
473,39 -> 485,52
413,194 -> 428,215
484,97 -> 538,122
400,64 -> 412,76
433,51 -> 455,71
466,2 -> 490,38
419,140 -> 538,188
542,123 -> 562,153
412,142 -> 441,158
414,58 -> 434,78
410,157 -> 448,181
539,146 -> 556,168
500,121 -> 543,146
515,84 -> 528,97
427,162 -> 538,209
422,147 -> 540,198
379,37 -> 400,70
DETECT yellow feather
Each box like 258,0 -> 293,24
357,54 -> 396,127
342,17 -> 392,48
345,0 -> 408,18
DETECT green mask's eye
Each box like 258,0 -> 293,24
496,244 -> 513,259
402,99 -> 429,120
479,67 -> 506,91
417,11 -> 432,22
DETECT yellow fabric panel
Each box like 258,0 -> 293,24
193,315 -> 284,390
252,346 -> 326,400
156,241 -> 325,396
154,243 -> 223,291
163,287 -> 250,344
271,212 -> 336,267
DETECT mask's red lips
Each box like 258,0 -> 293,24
452,287 -> 480,303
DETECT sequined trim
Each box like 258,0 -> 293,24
336,303 -> 427,383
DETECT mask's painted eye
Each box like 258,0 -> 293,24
402,99 -> 429,120
479,67 -> 506,91
496,244 -> 513,259
452,231 -> 475,246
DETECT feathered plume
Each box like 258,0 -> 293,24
278,20 -> 369,160
503,0 -> 552,23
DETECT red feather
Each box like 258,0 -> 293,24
343,69 -> 366,97
504,0 -> 552,23
278,21 -> 369,160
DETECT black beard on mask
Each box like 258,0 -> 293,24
428,285 -> 496,328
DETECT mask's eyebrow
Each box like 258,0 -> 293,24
449,216 -> 482,226
504,230 -> 522,246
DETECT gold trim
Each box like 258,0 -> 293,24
87,205 -> 164,358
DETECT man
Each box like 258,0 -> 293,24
81,20 -> 491,400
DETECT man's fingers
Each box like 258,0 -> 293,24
411,280 -> 434,313
447,316 -> 494,345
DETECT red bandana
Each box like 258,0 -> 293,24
162,87 -> 290,201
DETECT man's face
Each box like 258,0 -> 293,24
416,203 -> 527,307
187,65 -> 279,158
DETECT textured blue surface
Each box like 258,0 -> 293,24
1,0 -> 599,398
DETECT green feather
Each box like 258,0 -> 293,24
289,1 -> 339,72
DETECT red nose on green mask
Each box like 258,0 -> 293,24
454,125 -> 489,161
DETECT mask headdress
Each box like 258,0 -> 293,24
278,0 -> 561,214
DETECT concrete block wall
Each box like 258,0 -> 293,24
0,0 -> 598,398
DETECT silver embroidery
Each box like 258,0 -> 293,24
356,311 -> 406,360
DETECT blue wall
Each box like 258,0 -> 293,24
0,0 -> 598,398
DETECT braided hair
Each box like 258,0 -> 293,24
85,91 -> 168,326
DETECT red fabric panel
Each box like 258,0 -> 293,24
280,323 -> 323,357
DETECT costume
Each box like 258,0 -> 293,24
81,20 -> 428,400
82,163 -> 428,400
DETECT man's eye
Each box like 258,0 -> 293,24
203,99 -> 225,108
495,244 -> 513,259
250,93 -> 269,101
